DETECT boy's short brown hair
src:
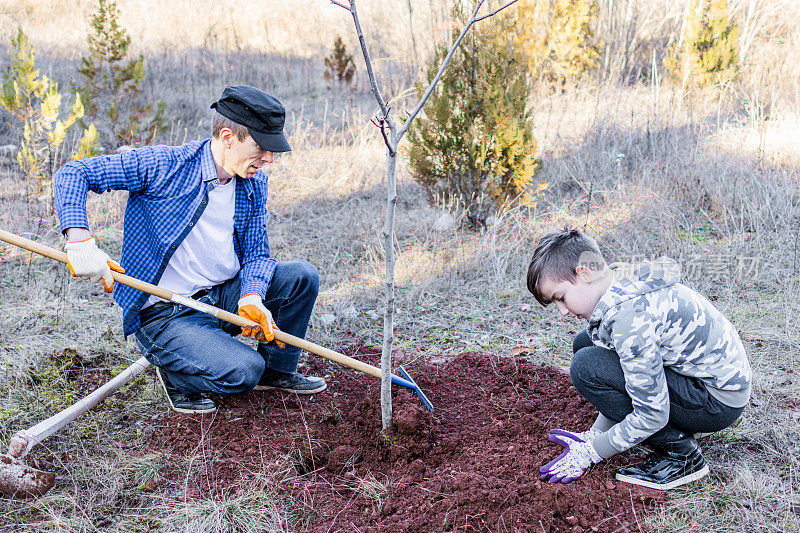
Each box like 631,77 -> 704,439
526,225 -> 605,306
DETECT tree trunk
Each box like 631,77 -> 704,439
380,134 -> 398,429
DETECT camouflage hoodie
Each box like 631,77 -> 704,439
587,257 -> 751,459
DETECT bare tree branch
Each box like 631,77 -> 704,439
370,110 -> 396,157
395,0 -> 486,139
347,0 -> 398,131
329,0 -> 349,9
380,125 -> 395,157
474,0 -> 520,22
396,0 -> 519,140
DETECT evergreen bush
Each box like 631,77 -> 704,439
665,0 -> 739,88
405,16 -> 542,226
324,36 -> 356,86
77,0 -> 166,147
508,0 -> 601,86
1,28 -> 99,199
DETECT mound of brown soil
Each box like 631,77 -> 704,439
147,346 -> 663,531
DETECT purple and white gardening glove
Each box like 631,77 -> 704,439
548,427 -> 601,443
539,430 -> 602,483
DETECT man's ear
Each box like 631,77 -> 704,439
575,264 -> 593,282
217,127 -> 234,144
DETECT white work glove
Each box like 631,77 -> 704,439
539,429 -> 602,483
64,238 -> 124,293
237,293 -> 285,348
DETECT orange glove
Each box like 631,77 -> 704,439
64,237 -> 125,293
237,293 -> 285,348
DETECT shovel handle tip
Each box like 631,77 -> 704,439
7,435 -> 30,459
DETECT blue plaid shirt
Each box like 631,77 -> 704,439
54,139 -> 277,336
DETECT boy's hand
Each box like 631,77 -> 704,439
65,237 -> 125,293
549,427 -> 600,444
237,293 -> 285,348
539,432 -> 601,483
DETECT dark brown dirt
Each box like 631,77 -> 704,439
147,345 -> 663,531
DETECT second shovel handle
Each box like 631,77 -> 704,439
9,357 -> 151,458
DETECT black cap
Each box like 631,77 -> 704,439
211,85 -> 291,152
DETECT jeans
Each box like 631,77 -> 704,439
134,260 -> 319,395
570,330 -> 744,448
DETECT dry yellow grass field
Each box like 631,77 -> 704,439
1,0 -> 799,530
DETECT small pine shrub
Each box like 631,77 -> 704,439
665,0 -> 739,88
508,0 -> 601,86
77,0 -> 167,147
324,36 -> 356,86
0,28 -> 99,199
406,16 -> 541,226
75,123 -> 101,159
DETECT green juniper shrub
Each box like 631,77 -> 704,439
1,28 -> 99,200
324,35 -> 356,87
405,14 -> 542,227
76,0 -> 167,148
665,0 -> 740,88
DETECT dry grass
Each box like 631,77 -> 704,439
1,0 -> 800,531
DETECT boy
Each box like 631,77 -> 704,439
526,227 -> 751,490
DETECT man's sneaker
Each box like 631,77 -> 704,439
616,434 -> 709,490
155,366 -> 217,414
254,368 -> 327,394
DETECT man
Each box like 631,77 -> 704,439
54,85 -> 326,414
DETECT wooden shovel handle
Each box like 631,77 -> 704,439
0,228 -> 382,379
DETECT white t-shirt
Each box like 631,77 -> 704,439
144,178 -> 240,307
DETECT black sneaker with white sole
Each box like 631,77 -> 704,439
155,366 -> 217,414
616,434 -> 709,490
254,368 -> 327,394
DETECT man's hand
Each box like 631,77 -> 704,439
539,430 -> 602,483
64,238 -> 125,293
237,293 -> 285,348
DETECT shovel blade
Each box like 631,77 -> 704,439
0,454 -> 55,498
